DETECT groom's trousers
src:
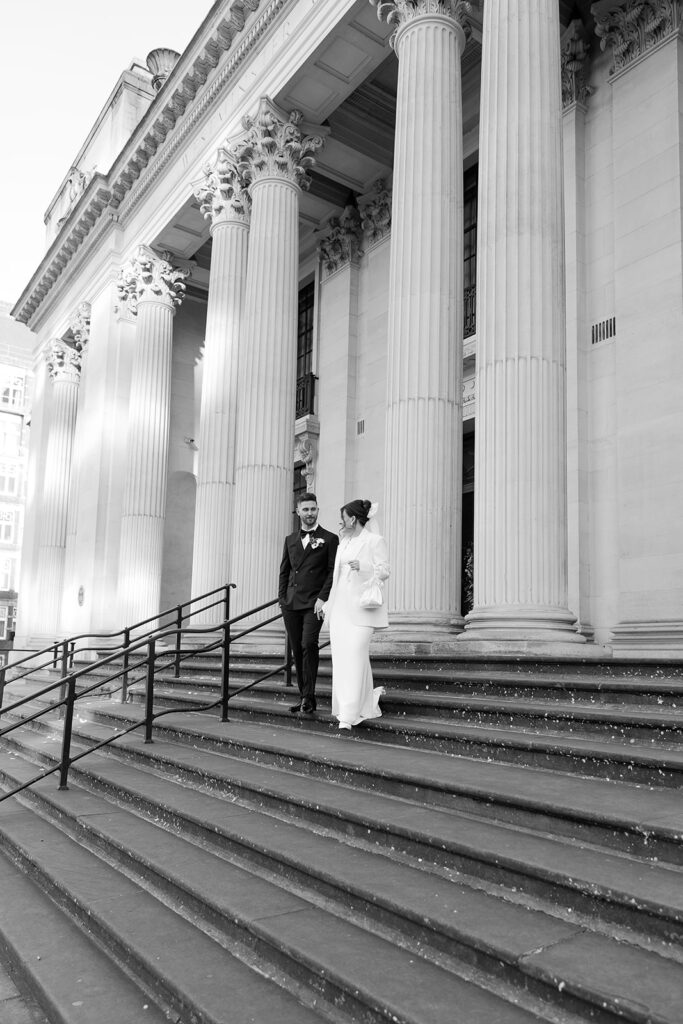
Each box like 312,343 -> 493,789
281,606 -> 323,708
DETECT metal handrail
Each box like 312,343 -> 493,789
0,591 -> 321,803
0,584 -> 233,706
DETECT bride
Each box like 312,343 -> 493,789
322,499 -> 390,731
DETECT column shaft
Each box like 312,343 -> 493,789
117,298 -> 175,625
35,369 -> 79,636
191,216 -> 249,623
384,13 -> 464,628
465,0 -> 581,643
232,176 -> 299,614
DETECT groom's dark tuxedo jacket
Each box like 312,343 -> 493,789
278,525 -> 339,611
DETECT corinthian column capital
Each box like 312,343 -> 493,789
193,143 -> 251,228
371,0 -> 474,47
592,0 -> 682,74
46,340 -> 82,382
318,203 -> 363,276
561,19 -> 594,107
116,245 -> 188,314
239,97 -> 326,189
68,301 -> 91,351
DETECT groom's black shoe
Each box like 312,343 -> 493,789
300,701 -> 316,715
289,702 -> 303,714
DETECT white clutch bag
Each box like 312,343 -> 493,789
359,578 -> 384,609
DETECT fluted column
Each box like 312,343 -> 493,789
60,302 -> 91,633
464,0 -> 582,644
190,147 -> 250,624
231,98 -> 325,615
116,246 -> 188,626
34,341 -> 83,637
372,0 -> 468,631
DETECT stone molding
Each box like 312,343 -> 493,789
592,0 -> 682,75
116,245 -> 188,315
193,144 -> 251,226
318,203 -> 363,277
13,0 -> 280,325
238,97 -> 326,188
46,339 -> 82,382
371,0 -> 474,46
561,19 -> 594,107
358,178 -> 393,245
68,301 -> 91,351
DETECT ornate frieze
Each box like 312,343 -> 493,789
371,0 -> 474,46
592,0 -> 682,74
318,203 -> 363,276
68,301 -> 91,351
239,98 -> 325,188
358,178 -> 393,244
193,144 -> 251,226
46,340 -> 82,382
561,19 -> 594,107
116,245 -> 188,315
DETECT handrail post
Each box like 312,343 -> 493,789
0,662 -> 5,709
68,640 -> 76,671
59,640 -> 69,718
58,677 -> 77,790
174,605 -> 183,678
285,637 -> 293,688
52,642 -> 59,670
121,627 -> 131,704
220,619 -> 230,723
144,639 -> 156,743
223,585 -> 231,622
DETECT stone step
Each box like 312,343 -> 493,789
0,757 -> 555,1024
3,730 -> 683,1024
7,695 -> 683,870
121,684 -> 683,787
0,821 -> 170,1024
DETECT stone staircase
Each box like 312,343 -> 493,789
0,649 -> 682,1023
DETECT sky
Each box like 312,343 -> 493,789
0,1 -> 204,309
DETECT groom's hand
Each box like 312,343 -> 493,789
314,598 -> 325,619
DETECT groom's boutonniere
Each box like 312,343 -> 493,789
310,537 -> 324,550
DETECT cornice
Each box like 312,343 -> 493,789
12,0 -> 284,327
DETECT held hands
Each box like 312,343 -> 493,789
348,559 -> 360,572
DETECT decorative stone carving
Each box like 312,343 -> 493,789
294,434 -> 317,490
46,340 -> 82,382
116,245 -> 188,315
561,19 -> 594,107
318,203 -> 363,276
193,144 -> 251,225
239,97 -> 325,188
146,48 -> 181,91
592,0 -> 682,74
358,178 -> 392,244
68,301 -> 91,351
371,0 -> 474,46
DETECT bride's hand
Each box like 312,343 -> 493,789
348,559 -> 360,571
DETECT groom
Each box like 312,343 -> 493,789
278,493 -> 338,714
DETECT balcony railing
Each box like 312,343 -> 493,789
296,371 -> 316,418
464,285 -> 476,339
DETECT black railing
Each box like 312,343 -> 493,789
295,371 -> 316,418
464,284 -> 476,338
0,589 -> 329,802
0,584 -> 235,709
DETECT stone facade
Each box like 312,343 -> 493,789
10,0 -> 683,657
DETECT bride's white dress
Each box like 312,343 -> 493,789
329,535 -> 384,726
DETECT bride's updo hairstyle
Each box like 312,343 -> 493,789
341,498 -> 372,526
